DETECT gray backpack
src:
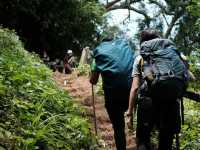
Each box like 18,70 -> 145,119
140,38 -> 189,86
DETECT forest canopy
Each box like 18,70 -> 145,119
0,0 -> 199,60
0,0 -> 105,58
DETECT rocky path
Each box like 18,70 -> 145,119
53,71 -> 136,150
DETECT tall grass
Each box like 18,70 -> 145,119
0,28 -> 97,150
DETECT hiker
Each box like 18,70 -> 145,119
90,37 -> 134,150
63,50 -> 76,74
52,58 -> 63,72
126,29 -> 188,150
42,49 -> 50,66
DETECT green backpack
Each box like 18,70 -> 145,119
93,38 -> 135,89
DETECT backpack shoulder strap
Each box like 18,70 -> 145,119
139,56 -> 144,73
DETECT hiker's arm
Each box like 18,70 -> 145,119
90,71 -> 100,85
126,55 -> 142,116
127,75 -> 140,116
126,75 -> 140,130
188,70 -> 196,81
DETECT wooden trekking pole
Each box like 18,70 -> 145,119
180,98 -> 184,125
91,84 -> 97,135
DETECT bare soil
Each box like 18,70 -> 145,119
53,71 -> 137,150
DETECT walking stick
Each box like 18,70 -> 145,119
92,84 -> 98,135
180,98 -> 184,125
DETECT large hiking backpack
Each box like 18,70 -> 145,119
140,38 -> 189,87
93,38 -> 135,89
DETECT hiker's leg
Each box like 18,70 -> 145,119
106,107 -> 126,150
136,97 -> 153,150
156,96 -> 181,149
65,64 -> 72,74
157,101 -> 180,150
150,79 -> 184,150
158,130 -> 174,150
104,88 -> 129,150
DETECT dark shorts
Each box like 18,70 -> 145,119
137,97 -> 181,135
137,78 -> 185,139
103,87 -> 130,112
103,87 -> 130,150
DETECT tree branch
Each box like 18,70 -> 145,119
104,0 -> 189,37
162,13 -> 169,26
105,0 -> 141,10
164,13 -> 180,38
108,3 -> 151,27
105,0 -> 121,10
149,0 -> 174,15
107,3 -> 150,19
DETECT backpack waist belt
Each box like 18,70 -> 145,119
154,73 -> 183,81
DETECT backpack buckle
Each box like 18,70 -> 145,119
168,70 -> 175,78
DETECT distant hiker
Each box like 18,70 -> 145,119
90,37 -> 134,150
53,58 -> 63,72
63,50 -> 76,74
126,29 -> 188,150
42,49 -> 50,66
67,50 -> 76,68
79,46 -> 93,65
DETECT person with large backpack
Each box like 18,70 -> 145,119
90,37 -> 134,150
126,29 -> 188,150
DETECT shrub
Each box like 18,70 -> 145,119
180,100 -> 200,150
0,28 -> 97,150
77,63 -> 91,76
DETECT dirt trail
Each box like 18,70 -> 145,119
53,71 -> 136,150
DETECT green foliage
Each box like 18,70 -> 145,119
0,28 -> 98,149
180,100 -> 200,150
174,14 -> 200,56
187,0 -> 200,17
77,64 -> 91,76
99,25 -> 122,41
173,0 -> 200,56
188,50 -> 200,89
77,63 -> 104,95
0,0 -> 105,58
96,77 -> 104,96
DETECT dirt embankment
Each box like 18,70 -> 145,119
54,71 -> 136,150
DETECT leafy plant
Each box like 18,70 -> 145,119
77,64 -> 91,76
0,27 -> 98,150
180,100 -> 200,150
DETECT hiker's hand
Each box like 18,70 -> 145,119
90,71 -> 99,85
125,112 -> 134,131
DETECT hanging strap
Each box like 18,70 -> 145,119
175,133 -> 180,150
